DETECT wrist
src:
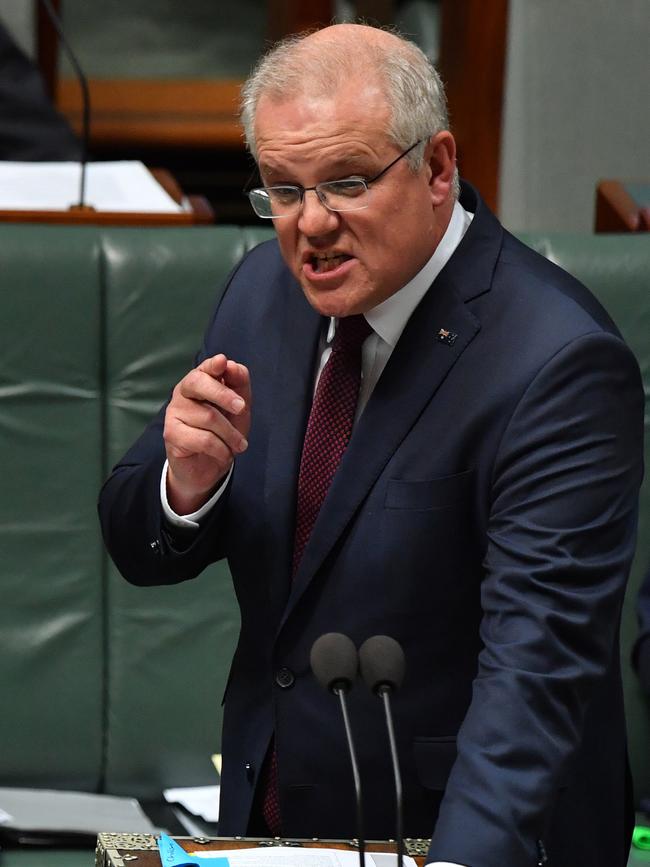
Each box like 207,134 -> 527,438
166,466 -> 228,515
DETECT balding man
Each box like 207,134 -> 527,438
99,24 -> 644,867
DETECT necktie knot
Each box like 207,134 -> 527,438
332,314 -> 372,353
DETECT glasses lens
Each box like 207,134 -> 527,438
319,179 -> 370,212
248,187 -> 301,218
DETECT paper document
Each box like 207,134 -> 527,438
193,845 -> 417,867
163,785 -> 220,822
0,787 -> 160,836
0,161 -> 183,213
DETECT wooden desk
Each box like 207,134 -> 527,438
95,833 -> 430,867
0,168 -> 214,226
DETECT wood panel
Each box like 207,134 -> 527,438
595,180 -> 650,232
355,0 -> 395,24
0,207 -> 211,226
57,78 -> 244,149
36,0 -> 61,100
267,0 -> 334,40
438,0 -> 509,213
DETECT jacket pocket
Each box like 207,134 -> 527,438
413,736 -> 458,790
385,469 -> 474,510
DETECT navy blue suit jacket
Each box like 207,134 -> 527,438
99,184 -> 644,867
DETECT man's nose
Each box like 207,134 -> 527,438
297,189 -> 340,236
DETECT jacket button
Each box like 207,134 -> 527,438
244,762 -> 254,782
275,667 -> 295,689
149,539 -> 160,552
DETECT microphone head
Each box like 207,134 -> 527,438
310,632 -> 359,693
359,635 -> 406,694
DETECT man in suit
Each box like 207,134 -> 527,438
99,24 -> 644,867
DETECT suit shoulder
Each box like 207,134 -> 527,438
217,236 -> 295,316
237,236 -> 286,275
495,230 -> 622,339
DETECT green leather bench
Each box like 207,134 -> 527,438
0,224 -> 648,865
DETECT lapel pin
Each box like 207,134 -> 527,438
436,327 -> 458,346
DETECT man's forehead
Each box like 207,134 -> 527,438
255,112 -> 393,181
254,81 -> 390,145
269,86 -> 383,114
259,149 -> 379,181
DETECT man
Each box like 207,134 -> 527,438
99,24 -> 644,867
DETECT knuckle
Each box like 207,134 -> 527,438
185,368 -> 202,390
202,401 -> 223,426
196,428 -> 218,454
162,414 -> 177,442
196,427 -> 211,446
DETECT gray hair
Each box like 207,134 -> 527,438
240,27 -> 458,191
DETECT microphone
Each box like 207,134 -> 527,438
310,633 -> 365,867
38,0 -> 93,210
359,635 -> 406,867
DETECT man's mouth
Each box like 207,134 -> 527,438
309,252 -> 353,274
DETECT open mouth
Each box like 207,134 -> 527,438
310,252 -> 353,274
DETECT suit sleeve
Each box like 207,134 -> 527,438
97,256 -> 250,586
428,331 -> 644,866
97,399 -> 233,586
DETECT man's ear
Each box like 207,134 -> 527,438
425,131 -> 457,206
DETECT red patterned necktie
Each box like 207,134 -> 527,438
292,313 -> 373,573
261,313 -> 372,836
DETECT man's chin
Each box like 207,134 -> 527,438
300,282 -> 368,318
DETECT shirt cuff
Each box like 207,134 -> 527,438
160,459 -> 232,528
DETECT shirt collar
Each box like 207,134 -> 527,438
327,199 -> 473,347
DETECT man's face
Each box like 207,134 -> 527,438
254,81 -> 450,318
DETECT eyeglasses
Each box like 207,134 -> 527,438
246,139 -> 425,219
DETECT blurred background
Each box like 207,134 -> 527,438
1,0 -> 648,229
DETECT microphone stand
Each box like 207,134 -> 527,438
379,687 -> 403,867
334,686 -> 366,867
39,0 -> 94,210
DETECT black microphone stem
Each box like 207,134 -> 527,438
380,687 -> 403,867
39,0 -> 90,207
335,687 -> 366,867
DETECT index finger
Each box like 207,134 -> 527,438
197,353 -> 228,380
179,366 -> 245,415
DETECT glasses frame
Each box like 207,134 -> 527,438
246,138 -> 426,219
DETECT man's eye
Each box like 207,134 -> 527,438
270,187 -> 300,204
329,179 -> 367,197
